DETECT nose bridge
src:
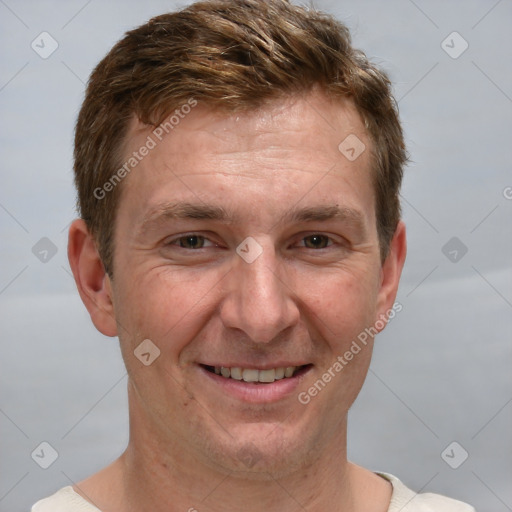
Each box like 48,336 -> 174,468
220,241 -> 298,343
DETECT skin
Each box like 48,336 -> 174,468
68,88 -> 406,512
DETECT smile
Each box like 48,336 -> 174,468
203,365 -> 307,383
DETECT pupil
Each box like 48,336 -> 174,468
307,235 -> 327,248
182,235 -> 202,248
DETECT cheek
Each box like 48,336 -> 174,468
113,266 -> 223,357
299,268 -> 380,345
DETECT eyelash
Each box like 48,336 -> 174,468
166,233 -> 337,250
168,234 -> 217,250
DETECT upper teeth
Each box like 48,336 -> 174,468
214,366 -> 297,383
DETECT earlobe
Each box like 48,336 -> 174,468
375,221 -> 407,331
67,219 -> 118,337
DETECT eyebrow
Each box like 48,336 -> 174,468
288,205 -> 364,225
137,201 -> 366,235
139,202 -> 233,230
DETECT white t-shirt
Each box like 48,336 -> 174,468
31,473 -> 475,512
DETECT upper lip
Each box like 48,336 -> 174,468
199,362 -> 311,370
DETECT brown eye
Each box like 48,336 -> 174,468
302,234 -> 331,249
178,235 -> 206,249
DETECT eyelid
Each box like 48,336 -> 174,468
163,231 -> 346,250
165,233 -> 217,248
294,232 -> 342,248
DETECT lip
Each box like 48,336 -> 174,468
198,362 -> 310,370
198,364 -> 313,403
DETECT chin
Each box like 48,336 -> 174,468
196,420 -> 326,480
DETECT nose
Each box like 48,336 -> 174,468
219,241 -> 300,344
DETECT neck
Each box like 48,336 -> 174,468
121,425 -> 354,512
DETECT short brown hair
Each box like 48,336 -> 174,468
74,0 -> 407,275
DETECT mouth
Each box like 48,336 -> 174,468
199,363 -> 312,403
202,364 -> 310,383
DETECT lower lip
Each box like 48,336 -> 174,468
199,365 -> 312,403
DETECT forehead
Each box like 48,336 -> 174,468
117,90 -> 374,227
124,90 -> 369,164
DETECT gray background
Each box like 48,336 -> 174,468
1,0 -> 511,510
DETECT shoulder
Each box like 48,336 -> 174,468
378,473 -> 476,512
31,486 -> 101,512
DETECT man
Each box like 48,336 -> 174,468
32,0 -> 475,510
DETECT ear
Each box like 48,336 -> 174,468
375,220 -> 407,330
67,219 -> 118,337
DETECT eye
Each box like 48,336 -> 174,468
300,234 -> 333,249
172,235 -> 212,249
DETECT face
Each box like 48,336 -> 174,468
100,90 -> 404,477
